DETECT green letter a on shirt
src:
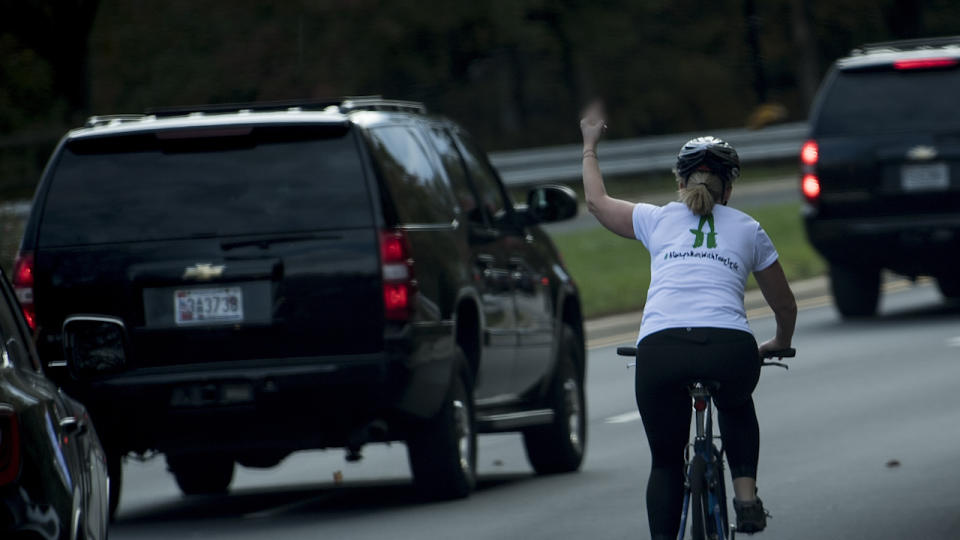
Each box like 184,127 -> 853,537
689,214 -> 718,249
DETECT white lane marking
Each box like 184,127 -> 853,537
244,491 -> 337,520
605,411 -> 641,424
948,337 -> 960,348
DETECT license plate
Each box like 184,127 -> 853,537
174,287 -> 243,325
901,163 -> 949,191
170,382 -> 253,407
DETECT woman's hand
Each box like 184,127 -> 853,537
580,101 -> 607,151
758,337 -> 791,358
579,99 -> 635,238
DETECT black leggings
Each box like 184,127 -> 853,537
634,327 -> 761,539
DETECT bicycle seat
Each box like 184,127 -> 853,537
687,379 -> 721,392
686,381 -> 721,411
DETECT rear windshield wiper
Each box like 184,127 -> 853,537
220,234 -> 339,251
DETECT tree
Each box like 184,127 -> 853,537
0,0 -> 101,121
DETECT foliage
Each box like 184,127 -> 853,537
3,1 -> 960,195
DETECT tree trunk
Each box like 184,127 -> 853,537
0,0 -> 101,119
790,0 -> 820,110
743,0 -> 767,105
884,0 -> 924,39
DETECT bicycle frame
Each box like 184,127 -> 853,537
615,344 -> 794,540
676,383 -> 731,540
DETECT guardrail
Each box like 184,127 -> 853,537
489,122 -> 808,187
0,121 -> 807,209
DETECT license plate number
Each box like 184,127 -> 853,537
901,163 -> 949,191
170,382 -> 253,407
174,287 -> 243,325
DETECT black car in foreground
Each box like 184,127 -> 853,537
14,97 -> 585,513
802,36 -> 960,317
0,268 -> 109,540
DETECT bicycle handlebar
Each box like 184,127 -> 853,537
761,347 -> 795,359
616,346 -> 797,360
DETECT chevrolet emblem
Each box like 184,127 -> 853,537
906,145 -> 937,161
183,263 -> 225,281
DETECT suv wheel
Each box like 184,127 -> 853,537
407,349 -> 476,500
166,454 -> 235,496
523,324 -> 586,474
937,275 -> 960,299
830,263 -> 880,318
106,448 -> 123,520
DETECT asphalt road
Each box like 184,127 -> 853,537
110,282 -> 960,539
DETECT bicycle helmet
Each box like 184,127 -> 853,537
675,136 -> 741,185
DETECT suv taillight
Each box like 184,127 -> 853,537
380,230 -> 416,321
894,58 -> 958,71
0,406 -> 20,486
800,140 -> 820,201
11,252 -> 36,331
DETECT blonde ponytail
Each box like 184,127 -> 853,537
678,171 -> 723,216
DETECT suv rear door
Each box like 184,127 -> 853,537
32,123 -> 385,371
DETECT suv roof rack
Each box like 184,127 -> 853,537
144,96 -> 426,118
84,114 -> 149,128
852,36 -> 960,56
339,97 -> 427,114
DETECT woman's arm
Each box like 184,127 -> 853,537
581,104 -> 636,239
753,260 -> 798,354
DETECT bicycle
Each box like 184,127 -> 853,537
616,345 -> 796,540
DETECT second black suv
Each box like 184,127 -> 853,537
14,98 -> 586,513
803,37 -> 960,317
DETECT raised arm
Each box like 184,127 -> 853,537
580,103 -> 636,239
753,260 -> 798,355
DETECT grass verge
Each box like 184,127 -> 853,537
550,201 -> 825,319
509,161 -> 797,204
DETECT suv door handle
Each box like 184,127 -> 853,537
507,260 -> 526,279
474,254 -> 495,281
59,416 -> 88,436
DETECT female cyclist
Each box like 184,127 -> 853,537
579,103 -> 797,539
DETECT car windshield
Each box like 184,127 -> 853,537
815,67 -> 960,136
39,125 -> 373,247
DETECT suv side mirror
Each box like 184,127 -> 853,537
521,185 -> 578,225
62,316 -> 129,379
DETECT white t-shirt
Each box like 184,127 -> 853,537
632,201 -> 779,343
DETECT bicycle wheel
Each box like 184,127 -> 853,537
688,456 -> 719,540
712,447 -> 732,539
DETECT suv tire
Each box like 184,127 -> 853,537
407,348 -> 476,500
523,325 -> 586,474
106,448 -> 123,520
166,454 -> 235,496
937,275 -> 960,299
830,263 -> 880,318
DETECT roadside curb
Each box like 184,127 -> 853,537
584,275 -> 828,347
584,273 -> 931,348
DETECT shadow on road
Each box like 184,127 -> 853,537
808,297 -> 960,334
116,472 -> 533,525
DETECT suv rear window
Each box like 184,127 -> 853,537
39,125 -> 372,247
815,68 -> 960,135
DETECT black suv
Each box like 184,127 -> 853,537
14,98 -> 586,512
802,37 -> 960,317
